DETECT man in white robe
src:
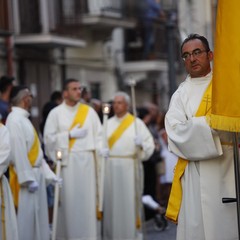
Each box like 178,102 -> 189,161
5,86 -> 58,240
44,79 -> 103,240
165,34 -> 238,240
0,123 -> 18,240
103,92 -> 154,240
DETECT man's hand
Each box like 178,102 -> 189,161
69,124 -> 88,139
134,135 -> 143,147
100,148 -> 110,158
53,177 -> 63,188
28,181 -> 39,193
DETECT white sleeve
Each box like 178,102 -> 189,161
0,125 -> 11,176
142,195 -> 159,210
165,91 -> 222,161
43,109 -> 69,163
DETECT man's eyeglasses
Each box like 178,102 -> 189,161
182,49 -> 208,61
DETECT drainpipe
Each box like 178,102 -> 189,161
166,15 -> 177,99
5,35 -> 14,76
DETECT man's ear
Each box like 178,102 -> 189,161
62,90 -> 67,99
208,51 -> 214,61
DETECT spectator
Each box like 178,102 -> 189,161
0,75 -> 14,124
141,0 -> 165,59
39,90 -> 63,230
40,91 -> 62,136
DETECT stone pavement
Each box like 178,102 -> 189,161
143,219 -> 177,240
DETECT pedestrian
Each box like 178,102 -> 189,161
6,85 -> 59,240
39,90 -> 63,231
137,106 -> 162,223
103,92 -> 155,240
80,86 -> 91,104
39,90 -> 62,136
44,79 -> 104,240
141,0 -> 165,59
0,75 -> 14,124
0,123 -> 18,240
157,113 -> 177,208
90,98 -> 103,123
165,33 -> 237,240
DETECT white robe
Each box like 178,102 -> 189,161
165,72 -> 238,240
6,107 -> 56,240
103,114 -> 154,240
0,124 -> 18,240
159,130 -> 178,184
44,101 -> 103,240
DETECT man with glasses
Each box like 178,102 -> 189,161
165,34 -> 237,240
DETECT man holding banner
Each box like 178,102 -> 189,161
103,92 -> 154,240
165,34 -> 238,240
44,79 -> 103,240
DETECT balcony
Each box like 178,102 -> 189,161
12,0 -> 137,47
123,1 -> 179,73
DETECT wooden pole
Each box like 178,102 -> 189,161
98,103 -> 111,212
128,77 -> 144,235
222,132 -> 240,238
51,150 -> 62,240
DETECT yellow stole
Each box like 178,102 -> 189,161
108,113 -> 134,149
68,104 -> 89,150
108,113 -> 143,227
10,127 -> 40,208
166,81 -> 212,223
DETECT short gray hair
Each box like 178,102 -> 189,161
11,88 -> 31,106
113,91 -> 131,106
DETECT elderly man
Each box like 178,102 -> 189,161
44,79 -> 103,240
0,123 -> 18,240
165,34 -> 238,240
6,85 -> 58,240
103,91 -> 154,240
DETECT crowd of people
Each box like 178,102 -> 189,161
0,75 -> 175,240
0,33 -> 236,240
0,76 -> 175,240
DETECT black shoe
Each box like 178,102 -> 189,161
154,213 -> 168,231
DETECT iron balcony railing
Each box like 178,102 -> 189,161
18,0 -> 138,35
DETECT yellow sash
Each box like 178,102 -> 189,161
108,113 -> 134,149
108,113 -> 143,227
166,81 -> 212,223
68,104 -> 89,150
10,127 -> 40,208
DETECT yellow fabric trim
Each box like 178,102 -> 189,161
108,113 -> 134,149
96,206 -> 103,220
166,81 -> 212,223
210,0 -> 240,132
10,127 -> 40,208
68,104 -> 89,150
208,114 -> 240,133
